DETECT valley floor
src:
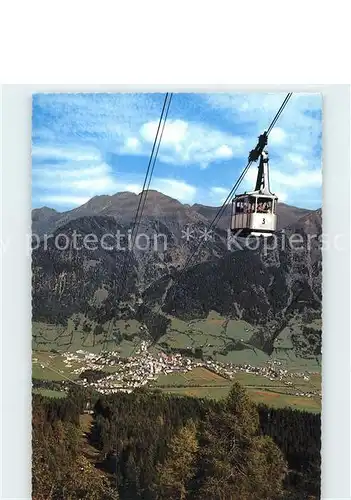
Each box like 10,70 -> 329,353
32,311 -> 321,412
32,349 -> 321,412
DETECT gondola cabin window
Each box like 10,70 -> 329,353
230,140 -> 278,237
234,197 -> 255,214
256,197 -> 274,214
231,194 -> 277,236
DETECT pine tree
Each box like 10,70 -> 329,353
194,383 -> 287,500
153,420 -> 199,500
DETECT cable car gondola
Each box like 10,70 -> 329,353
231,142 -> 278,237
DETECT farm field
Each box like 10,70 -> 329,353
246,387 -> 320,413
32,318 -> 144,355
158,384 -> 320,412
159,312 -> 321,372
32,388 -> 67,399
32,351 -> 80,381
33,311 -> 321,374
32,309 -> 321,413
164,386 -> 231,400
153,366 -> 229,387
153,367 -> 321,413
160,384 -> 321,412
159,314 -> 258,354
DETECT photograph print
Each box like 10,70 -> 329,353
31,91 -> 322,500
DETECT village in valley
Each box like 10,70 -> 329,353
33,338 -> 321,412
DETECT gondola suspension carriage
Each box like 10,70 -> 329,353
231,131 -> 278,238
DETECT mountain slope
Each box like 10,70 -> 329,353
143,212 -> 322,345
32,214 -> 228,326
32,198 -> 322,363
32,207 -> 61,236
32,190 -> 312,237
192,202 -> 310,231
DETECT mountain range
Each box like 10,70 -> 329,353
32,190 -> 310,237
32,190 -> 322,364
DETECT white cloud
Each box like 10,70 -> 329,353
242,160 -> 321,205
32,143 -> 198,208
33,93 -> 160,139
125,183 -> 142,193
138,119 -> 246,167
244,165 -> 261,186
33,163 -> 111,181
204,93 -> 321,159
33,160 -> 118,194
32,92 -> 322,209
71,176 -> 117,192
32,145 -> 100,162
286,152 -> 306,168
204,92 -> 322,207
38,195 -> 91,206
269,127 -> 287,145
124,137 -> 141,151
141,119 -> 188,145
152,178 -> 197,203
211,186 -> 228,195
204,92 -> 292,127
275,191 -> 288,203
205,92 -> 321,125
209,186 -> 228,204
273,169 -> 322,188
215,145 -> 233,159
32,145 -> 121,204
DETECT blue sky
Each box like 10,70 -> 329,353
32,92 -> 322,211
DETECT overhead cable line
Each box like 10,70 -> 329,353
267,93 -> 292,134
118,93 -> 173,295
149,93 -> 293,326
177,92 -> 293,278
101,94 -> 172,357
130,93 -> 173,251
109,90 -> 172,495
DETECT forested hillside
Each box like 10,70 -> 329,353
32,385 -> 320,500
